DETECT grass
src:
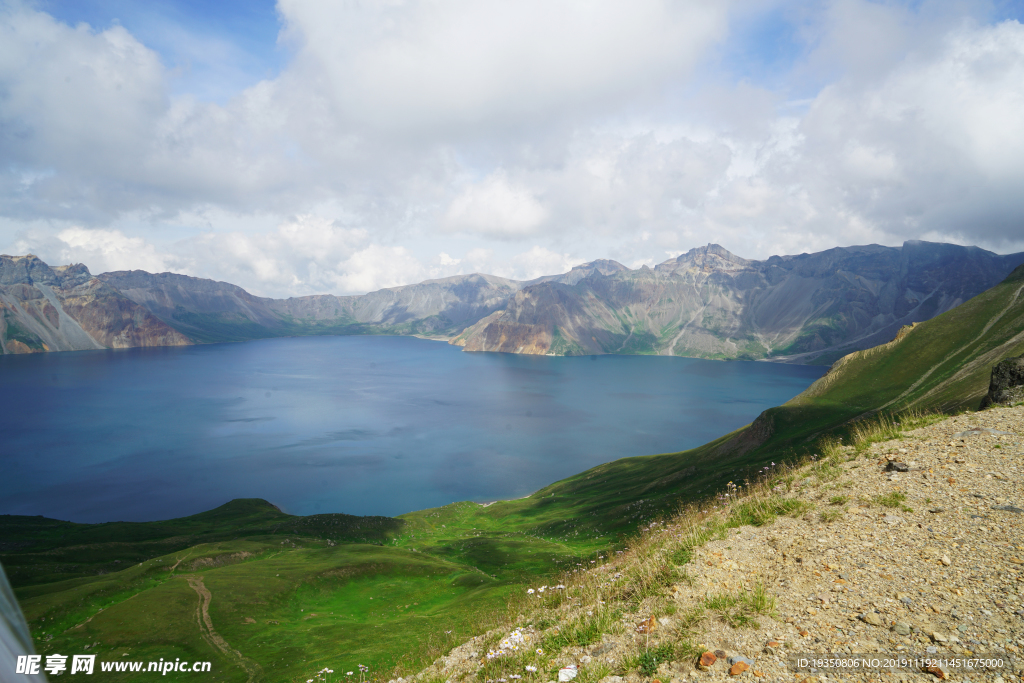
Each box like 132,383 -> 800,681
701,583 -> 776,629
542,608 -> 620,650
871,492 -> 913,512
819,509 -> 844,523
631,642 -> 675,676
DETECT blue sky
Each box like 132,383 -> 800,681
40,0 -> 286,101
3,1 -> 1024,297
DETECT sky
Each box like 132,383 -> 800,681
2,0 -> 1024,297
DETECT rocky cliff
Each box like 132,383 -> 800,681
0,255 -> 191,354
455,241 -> 1024,363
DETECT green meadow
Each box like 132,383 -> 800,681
5,264 -> 1023,682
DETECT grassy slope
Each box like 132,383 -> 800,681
6,265 -> 1024,681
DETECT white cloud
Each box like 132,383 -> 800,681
509,246 -> 581,281
3,1 -> 1024,296
436,252 -> 461,267
55,227 -> 176,275
337,245 -> 427,293
276,0 -> 730,132
443,172 -> 548,238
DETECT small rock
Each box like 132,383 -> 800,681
727,656 -> 754,667
861,613 -> 884,626
991,504 -> 1024,513
883,515 -> 902,525
893,622 -> 911,636
636,616 -> 657,633
729,662 -> 749,676
886,461 -> 909,472
698,652 -> 717,670
931,632 -> 948,643
928,507 -> 945,513
940,555 -> 952,566
714,650 -> 727,659
558,665 -> 578,682
922,664 -> 949,679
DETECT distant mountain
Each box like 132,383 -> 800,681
96,270 -> 523,343
453,241 -> 1024,364
4,241 -> 1022,362
0,254 -> 190,354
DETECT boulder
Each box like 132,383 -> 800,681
981,354 -> 1024,407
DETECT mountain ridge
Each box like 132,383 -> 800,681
457,240 -> 1024,363
3,241 -> 1022,363
0,254 -> 190,354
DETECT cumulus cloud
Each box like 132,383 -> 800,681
276,0 -> 730,132
54,227 -> 176,275
2,1 -> 1024,297
443,172 -> 548,238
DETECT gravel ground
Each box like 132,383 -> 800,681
405,405 -> 1024,683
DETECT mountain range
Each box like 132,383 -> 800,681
3,241 -> 1022,363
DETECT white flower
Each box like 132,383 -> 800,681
526,666 -> 538,673
527,588 -> 535,594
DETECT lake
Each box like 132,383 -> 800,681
0,336 -> 825,522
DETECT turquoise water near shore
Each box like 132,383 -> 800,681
0,336 -> 824,522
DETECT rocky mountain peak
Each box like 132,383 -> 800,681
655,243 -> 753,275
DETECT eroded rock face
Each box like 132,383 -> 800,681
982,354 -> 1024,407
0,254 -> 191,354
455,241 -> 1024,362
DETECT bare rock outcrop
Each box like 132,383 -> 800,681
0,255 -> 191,354
981,353 -> 1024,407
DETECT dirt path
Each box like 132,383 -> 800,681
169,550 -> 193,574
186,575 -> 264,683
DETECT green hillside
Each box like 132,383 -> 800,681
5,265 -> 1023,682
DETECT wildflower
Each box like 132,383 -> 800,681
347,673 -> 353,677
527,588 -> 535,594
536,649 -> 545,655
525,666 -> 538,673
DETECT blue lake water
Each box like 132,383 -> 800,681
0,336 -> 825,522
